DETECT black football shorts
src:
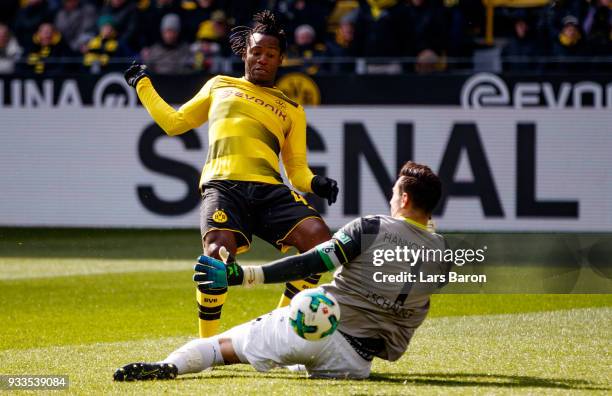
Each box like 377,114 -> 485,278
200,180 -> 323,253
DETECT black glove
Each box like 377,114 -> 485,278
224,261 -> 244,286
311,175 -> 339,206
124,61 -> 149,88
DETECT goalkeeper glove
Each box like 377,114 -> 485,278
124,61 -> 149,88
194,255 -> 233,291
311,175 -> 339,206
194,255 -> 265,291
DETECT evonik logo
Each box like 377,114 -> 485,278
219,88 -> 288,121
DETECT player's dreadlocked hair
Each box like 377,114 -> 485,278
229,10 -> 287,57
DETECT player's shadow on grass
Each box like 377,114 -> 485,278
177,369 -> 608,391
367,372 -> 609,391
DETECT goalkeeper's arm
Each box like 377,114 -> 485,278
194,238 -> 354,290
243,247 -> 331,286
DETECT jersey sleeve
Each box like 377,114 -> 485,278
136,76 -> 215,136
281,105 -> 315,193
315,216 -> 381,271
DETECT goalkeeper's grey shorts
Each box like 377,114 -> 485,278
221,306 -> 371,379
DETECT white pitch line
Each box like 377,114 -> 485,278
0,258 -> 265,280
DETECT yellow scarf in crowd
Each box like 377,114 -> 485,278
367,0 -> 398,19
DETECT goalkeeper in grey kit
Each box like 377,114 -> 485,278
114,161 -> 451,380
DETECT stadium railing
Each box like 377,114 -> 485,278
4,56 -> 612,76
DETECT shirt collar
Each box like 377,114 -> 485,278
403,216 -> 429,232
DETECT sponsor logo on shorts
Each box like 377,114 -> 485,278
212,209 -> 228,223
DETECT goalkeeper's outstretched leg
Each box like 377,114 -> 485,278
114,307 -> 371,381
113,336 -> 239,381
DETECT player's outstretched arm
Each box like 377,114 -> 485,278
194,238 -> 349,291
123,62 -> 211,136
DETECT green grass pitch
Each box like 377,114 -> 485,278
0,228 -> 610,395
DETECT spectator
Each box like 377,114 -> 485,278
352,0 -> 412,57
0,23 -> 23,73
14,0 -> 56,47
583,0 -> 610,36
551,15 -> 586,71
190,10 -> 228,72
445,0 -> 480,70
275,0 -> 331,46
83,15 -> 131,73
407,0 -> 448,57
502,13 -> 540,72
141,13 -> 192,74
289,24 -> 326,58
537,0 -> 585,54
583,0 -> 611,59
54,0 -> 97,52
99,0 -> 139,52
286,24 -> 326,75
139,0 -> 183,47
24,22 -> 73,74
325,0 -> 360,38
414,48 -> 444,73
325,12 -> 358,58
200,10 -> 229,53
181,0 -> 221,43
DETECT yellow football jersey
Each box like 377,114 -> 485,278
136,75 -> 314,192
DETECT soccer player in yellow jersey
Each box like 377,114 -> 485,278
123,11 -> 339,338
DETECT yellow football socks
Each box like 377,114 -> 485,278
197,288 -> 227,338
277,274 -> 322,308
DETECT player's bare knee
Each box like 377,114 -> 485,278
203,242 -> 222,258
203,231 -> 237,258
294,218 -> 331,249
307,218 -> 332,241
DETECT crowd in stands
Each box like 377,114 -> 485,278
0,0 -> 610,75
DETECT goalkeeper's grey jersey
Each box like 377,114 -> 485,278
319,215 -> 450,361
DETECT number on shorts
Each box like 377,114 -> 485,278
291,191 -> 308,206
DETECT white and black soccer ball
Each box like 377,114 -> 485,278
288,288 -> 340,341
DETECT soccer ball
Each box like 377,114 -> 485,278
288,288 -> 340,341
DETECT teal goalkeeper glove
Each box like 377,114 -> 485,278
193,255 -> 244,292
